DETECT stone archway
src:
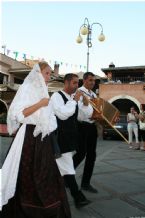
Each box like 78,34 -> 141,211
0,99 -> 8,111
108,95 -> 140,113
0,99 -> 8,124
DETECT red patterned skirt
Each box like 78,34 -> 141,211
1,125 -> 71,218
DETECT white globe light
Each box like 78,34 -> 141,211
80,26 -> 88,35
98,33 -> 105,41
76,35 -> 83,43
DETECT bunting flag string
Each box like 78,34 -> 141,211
6,49 -> 11,56
1,46 -> 87,70
23,53 -> 26,60
13,51 -> 19,60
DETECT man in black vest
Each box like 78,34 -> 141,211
73,72 -> 98,193
51,73 -> 93,208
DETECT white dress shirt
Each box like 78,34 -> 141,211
79,86 -> 97,123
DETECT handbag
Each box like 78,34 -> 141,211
139,120 -> 145,130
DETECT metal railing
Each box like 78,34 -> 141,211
101,76 -> 145,84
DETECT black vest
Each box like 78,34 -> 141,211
56,91 -> 78,153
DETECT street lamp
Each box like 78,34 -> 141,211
76,17 -> 105,72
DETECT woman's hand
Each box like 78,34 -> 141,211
134,111 -> 139,119
39,98 -> 49,107
23,98 -> 49,118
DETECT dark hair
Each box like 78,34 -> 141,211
83,72 -> 95,80
64,73 -> 78,83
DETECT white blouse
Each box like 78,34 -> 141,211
127,113 -> 137,123
9,83 -> 57,134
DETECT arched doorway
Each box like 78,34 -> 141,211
0,100 -> 8,124
112,99 -> 139,115
108,95 -> 140,115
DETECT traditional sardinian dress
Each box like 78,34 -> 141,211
0,64 -> 71,218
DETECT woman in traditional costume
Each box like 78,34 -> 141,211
0,62 -> 71,218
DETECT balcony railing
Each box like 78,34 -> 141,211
101,76 -> 145,84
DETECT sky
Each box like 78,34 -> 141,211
1,0 -> 145,76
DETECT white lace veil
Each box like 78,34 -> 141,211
7,63 -> 56,139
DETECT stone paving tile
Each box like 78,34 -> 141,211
92,162 -> 124,175
138,170 -> 145,174
99,149 -> 145,162
67,188 -> 111,212
70,198 -> 145,218
71,204 -> 103,218
85,199 -> 145,218
101,155 -> 132,161
115,146 -> 145,155
128,193 -> 145,207
91,171 -> 145,194
104,159 -> 145,170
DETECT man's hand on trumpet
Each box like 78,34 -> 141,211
74,91 -> 89,106
82,95 -> 89,106
73,91 -> 82,102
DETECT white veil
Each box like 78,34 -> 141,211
7,63 -> 56,139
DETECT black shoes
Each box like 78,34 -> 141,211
81,184 -> 98,193
74,191 -> 91,209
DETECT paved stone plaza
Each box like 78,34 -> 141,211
1,137 -> 145,218
69,139 -> 145,218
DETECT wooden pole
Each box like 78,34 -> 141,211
89,100 -> 129,144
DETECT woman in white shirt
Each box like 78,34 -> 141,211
127,107 -> 139,148
1,62 -> 71,218
135,104 -> 145,151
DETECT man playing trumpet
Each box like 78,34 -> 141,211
73,72 -> 100,193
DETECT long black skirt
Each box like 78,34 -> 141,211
1,125 -> 71,218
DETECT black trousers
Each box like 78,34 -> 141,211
63,175 -> 79,198
138,125 -> 142,142
140,129 -> 145,141
73,122 -> 97,186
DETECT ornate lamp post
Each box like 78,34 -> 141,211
76,17 -> 105,72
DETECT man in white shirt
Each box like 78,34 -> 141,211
73,72 -> 98,193
50,73 -> 93,208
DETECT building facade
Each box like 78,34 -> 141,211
100,63 -> 145,114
